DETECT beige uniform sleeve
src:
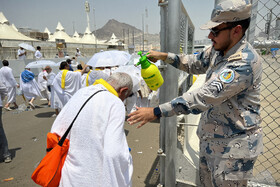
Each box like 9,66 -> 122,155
159,57 -> 260,117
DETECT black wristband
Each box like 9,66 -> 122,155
153,107 -> 162,118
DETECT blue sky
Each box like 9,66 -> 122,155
0,0 -> 213,40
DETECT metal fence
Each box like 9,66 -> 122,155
158,0 -> 280,186
247,0 -> 280,186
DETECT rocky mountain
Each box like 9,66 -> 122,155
95,19 -> 160,47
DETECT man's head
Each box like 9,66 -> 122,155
59,61 -> 69,70
77,64 -> 83,70
107,72 -> 133,101
20,47 -> 24,50
2,60 -> 9,66
45,66 -> 52,73
37,46 -> 41,51
76,48 -> 79,52
201,0 -> 251,54
66,59 -> 72,64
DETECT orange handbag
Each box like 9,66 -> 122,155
31,90 -> 104,187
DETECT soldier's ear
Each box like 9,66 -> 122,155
232,25 -> 243,37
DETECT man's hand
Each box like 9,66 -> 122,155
127,107 -> 157,128
147,50 -> 168,62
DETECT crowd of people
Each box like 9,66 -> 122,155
17,45 -> 83,60
0,54 -> 152,185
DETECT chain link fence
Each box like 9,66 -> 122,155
248,0 -> 280,186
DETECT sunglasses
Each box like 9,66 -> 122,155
210,26 -> 234,37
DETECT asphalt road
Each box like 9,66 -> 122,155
0,96 -> 160,187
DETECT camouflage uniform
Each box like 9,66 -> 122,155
159,36 -> 263,186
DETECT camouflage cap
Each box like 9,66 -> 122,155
200,0 -> 251,30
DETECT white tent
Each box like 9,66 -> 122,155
80,27 -> 98,44
72,31 -> 81,42
106,33 -> 121,45
44,27 -> 52,37
48,22 -> 77,43
0,12 -> 37,41
11,23 -> 18,31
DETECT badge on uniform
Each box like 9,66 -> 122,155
219,69 -> 235,83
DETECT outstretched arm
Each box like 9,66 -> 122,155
127,107 -> 158,128
146,50 -> 168,62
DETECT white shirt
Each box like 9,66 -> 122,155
34,50 -> 42,59
51,84 -> 133,187
0,66 -> 18,88
17,49 -> 26,60
37,71 -> 48,91
75,51 -> 81,57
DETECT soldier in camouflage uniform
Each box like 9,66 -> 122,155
128,0 -> 263,186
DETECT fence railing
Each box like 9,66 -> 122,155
159,0 -> 280,186
248,0 -> 280,186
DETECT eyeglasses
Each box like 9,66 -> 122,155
210,26 -> 234,37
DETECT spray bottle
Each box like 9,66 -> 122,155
136,51 -> 164,91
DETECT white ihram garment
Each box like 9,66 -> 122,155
81,73 -> 87,87
0,66 -> 18,103
82,70 -> 109,87
37,71 -> 50,99
19,74 -> 42,100
34,50 -> 42,59
51,70 -> 81,110
17,49 -> 26,60
0,72 -> 8,106
51,84 -> 133,187
47,72 -> 56,86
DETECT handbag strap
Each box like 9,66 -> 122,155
58,89 -> 104,146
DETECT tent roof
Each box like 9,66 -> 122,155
72,31 -> 81,42
0,12 -> 37,41
80,34 -> 97,44
80,27 -> 98,44
44,27 -> 51,35
48,22 -> 77,43
48,30 -> 78,43
84,27 -> 91,35
56,22 -> 65,31
11,23 -> 18,31
73,31 -> 80,38
0,12 -> 9,24
0,24 -> 38,41
106,33 -> 120,45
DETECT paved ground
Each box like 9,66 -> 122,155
0,96 -> 160,187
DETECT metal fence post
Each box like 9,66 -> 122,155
159,1 -> 168,185
161,0 -> 181,186
247,0 -> 259,45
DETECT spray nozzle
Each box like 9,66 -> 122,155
136,51 -> 151,69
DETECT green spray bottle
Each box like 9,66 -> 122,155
136,51 -> 164,91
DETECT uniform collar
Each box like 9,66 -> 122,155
223,35 -> 246,59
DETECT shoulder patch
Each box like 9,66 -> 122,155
219,69 -> 235,83
228,51 -> 242,62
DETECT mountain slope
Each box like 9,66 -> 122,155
95,19 -> 159,47
95,19 -> 142,40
